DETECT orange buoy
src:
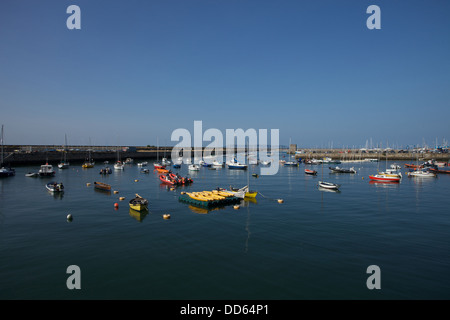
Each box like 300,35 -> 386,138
163,214 -> 171,219
114,203 -> 119,208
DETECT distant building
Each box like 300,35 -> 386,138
289,144 -> 297,154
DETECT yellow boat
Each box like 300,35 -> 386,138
245,191 -> 258,198
129,194 -> 149,211
82,162 -> 94,168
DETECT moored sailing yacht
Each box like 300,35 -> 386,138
58,134 -> 70,169
0,125 -> 15,177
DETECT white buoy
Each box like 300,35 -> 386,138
67,214 -> 73,221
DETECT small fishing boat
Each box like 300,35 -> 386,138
0,166 -> 15,177
156,167 -> 169,173
322,157 -> 341,164
318,181 -> 340,190
284,161 -> 299,167
58,162 -> 69,169
129,194 -> 149,211
260,160 -> 271,166
305,169 -> 317,175
99,167 -> 112,174
189,164 -> 200,171
137,161 -> 148,167
141,168 -> 150,173
124,158 -> 134,164
94,181 -> 111,191
230,185 -> 257,198
46,181 -> 64,193
172,163 -> 181,169
38,164 -> 55,177
329,166 -> 357,173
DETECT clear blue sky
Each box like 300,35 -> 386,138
1,0 -> 449,148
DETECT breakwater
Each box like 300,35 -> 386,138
2,145 -> 449,165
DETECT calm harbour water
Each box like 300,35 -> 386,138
1,158 -> 449,300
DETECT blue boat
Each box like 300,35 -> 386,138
227,158 -> 248,170
173,163 -> 181,169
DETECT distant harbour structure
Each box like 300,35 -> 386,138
289,144 -> 297,154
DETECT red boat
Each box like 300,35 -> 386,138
153,163 -> 166,169
429,168 -> 450,174
369,174 -> 401,182
305,169 -> 317,175
159,174 -> 177,185
169,173 -> 193,184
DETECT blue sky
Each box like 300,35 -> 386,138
0,0 -> 449,148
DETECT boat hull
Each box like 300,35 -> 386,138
94,182 -> 111,191
369,175 -> 400,182
318,181 -> 340,189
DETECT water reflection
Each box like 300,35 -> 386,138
368,180 -> 400,189
318,186 -> 341,193
129,208 -> 148,222
187,205 -> 224,214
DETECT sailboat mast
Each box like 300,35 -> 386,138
1,125 -> 3,165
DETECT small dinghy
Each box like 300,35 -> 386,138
129,194 -> 149,211
25,172 -> 39,177
46,181 -> 64,192
318,181 -> 340,190
305,169 -> 317,175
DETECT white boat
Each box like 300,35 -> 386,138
46,181 -> 64,193
212,160 -> 224,167
25,172 -> 39,177
188,164 -> 200,171
137,161 -> 148,167
260,160 -> 271,166
318,181 -> 340,190
0,125 -> 15,177
114,161 -> 125,170
141,168 -> 150,173
161,157 -> 171,166
407,170 -> 436,178
227,158 -> 248,170
58,162 -> 69,169
390,164 -> 401,170
58,134 -> 70,169
38,164 -> 55,177
124,158 -> 133,164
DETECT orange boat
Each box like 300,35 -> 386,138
156,168 -> 169,173
405,163 -> 423,169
